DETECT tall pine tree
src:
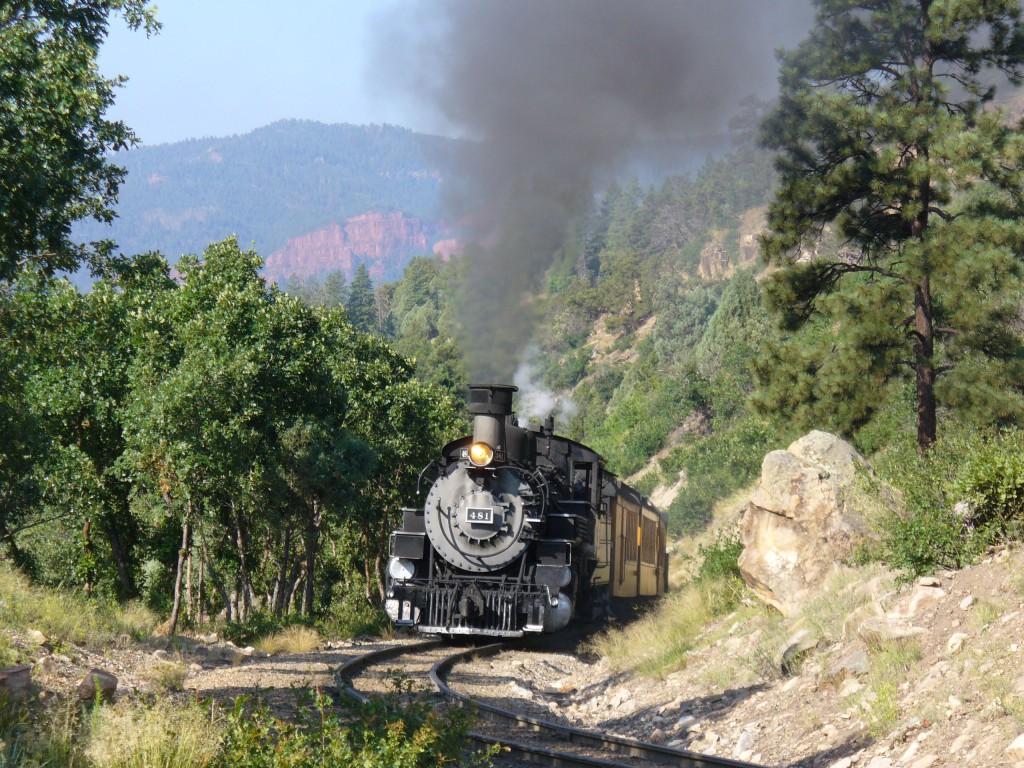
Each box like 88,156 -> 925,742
758,0 -> 1024,451
345,263 -> 377,334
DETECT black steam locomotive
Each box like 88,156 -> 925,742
385,384 -> 668,637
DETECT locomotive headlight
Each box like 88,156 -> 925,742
388,557 -> 416,582
468,441 -> 494,467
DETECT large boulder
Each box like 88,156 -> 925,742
738,431 -> 878,616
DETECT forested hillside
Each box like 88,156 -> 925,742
314,113 -> 795,537
73,121 -> 458,274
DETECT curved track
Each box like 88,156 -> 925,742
335,640 -> 766,768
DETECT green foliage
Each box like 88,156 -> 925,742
759,0 -> 1024,450
345,264 -> 378,334
947,429 -> 1024,534
0,0 -> 159,281
585,348 -> 706,476
872,501 -> 981,578
866,430 -> 1024,575
215,684 -> 492,768
318,578 -> 389,640
695,530 -> 744,585
663,415 -> 783,535
0,235 -> 458,631
382,256 -> 468,401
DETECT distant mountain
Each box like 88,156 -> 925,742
74,120 -> 461,283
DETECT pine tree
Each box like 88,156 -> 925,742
345,263 -> 377,334
759,0 -> 1024,451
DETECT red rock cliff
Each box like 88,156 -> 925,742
262,211 -> 436,284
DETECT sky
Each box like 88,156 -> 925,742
99,0 -> 410,146
101,1 -> 815,148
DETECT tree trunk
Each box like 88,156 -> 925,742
914,277 -> 937,452
82,518 -> 94,597
168,499 -> 192,637
301,500 -> 320,616
202,542 -> 233,623
185,547 -> 193,621
197,557 -> 205,624
374,552 -> 385,602
0,519 -> 31,571
232,501 -> 252,622
282,554 -> 303,613
103,520 -> 137,598
272,520 -> 294,616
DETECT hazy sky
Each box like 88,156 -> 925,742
102,1 -> 816,149
99,0 -> 409,146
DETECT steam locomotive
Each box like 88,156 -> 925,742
385,384 -> 668,637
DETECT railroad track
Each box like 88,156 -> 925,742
334,639 -> 765,768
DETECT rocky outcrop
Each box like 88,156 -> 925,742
698,210 -> 766,280
262,211 -> 440,284
738,431 -> 879,616
699,240 -> 731,280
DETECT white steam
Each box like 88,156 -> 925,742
513,346 -> 577,427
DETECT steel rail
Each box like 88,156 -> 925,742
333,640 -> 765,768
334,640 -> 646,766
430,642 -> 763,768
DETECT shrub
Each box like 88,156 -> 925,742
947,429 -> 1024,536
868,429 -> 1024,575
695,530 -> 744,584
144,660 -> 189,692
255,626 -> 321,656
318,579 -> 389,640
215,682 -> 493,768
221,610 -> 289,646
873,502 -> 983,576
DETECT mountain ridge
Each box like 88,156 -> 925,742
75,120 -> 460,282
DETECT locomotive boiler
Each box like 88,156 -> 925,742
385,384 -> 668,637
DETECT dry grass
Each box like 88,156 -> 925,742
0,564 -> 158,649
254,625 -> 322,655
84,699 -> 221,768
144,660 -> 189,692
591,484 -> 756,676
798,563 -> 896,639
589,576 -> 748,677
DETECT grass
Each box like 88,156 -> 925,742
858,639 -> 922,738
143,660 -> 189,692
740,564 -> 896,682
667,484 -> 754,589
254,625 -> 322,655
972,600 -> 1001,629
797,564 -> 896,640
589,489 -> 755,678
0,697 -> 221,768
589,575 -> 747,677
83,700 -> 221,768
0,563 -> 158,650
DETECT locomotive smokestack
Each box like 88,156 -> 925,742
468,384 -> 518,456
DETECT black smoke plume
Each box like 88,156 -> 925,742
374,0 -> 814,381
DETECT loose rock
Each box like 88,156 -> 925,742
947,632 -> 969,654
77,668 -> 118,702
